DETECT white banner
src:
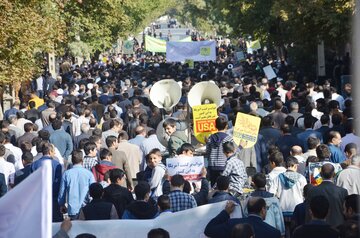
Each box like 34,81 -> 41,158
52,201 -> 242,238
166,41 -> 216,62
0,160 -> 52,238
166,156 -> 204,181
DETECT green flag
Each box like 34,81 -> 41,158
145,35 -> 167,53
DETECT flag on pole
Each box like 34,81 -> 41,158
0,160 -> 52,238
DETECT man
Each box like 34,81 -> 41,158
294,196 -> 339,238
296,116 -> 323,151
275,124 -> 303,158
206,116 -> 234,186
83,142 -> 99,171
122,181 -> 158,219
128,125 -> 147,147
140,129 -> 166,170
72,106 -> 90,137
103,168 -> 134,218
73,123 -> 91,150
106,136 -> 133,189
290,146 -> 306,175
17,122 -> 36,147
208,175 -> 240,205
341,120 -> 360,152
14,152 -> 33,186
163,118 -> 188,157
78,183 -> 118,220
8,115 -> 22,139
31,142 -> 62,222
91,148 -> 117,182
101,118 -> 123,147
221,141 -> 247,196
336,155 -> 360,195
25,101 -> 40,123
288,102 -> 302,123
168,174 -> 197,212
0,145 -> 15,189
58,150 -> 95,220
4,101 -> 20,120
259,116 -> 282,152
303,137 -> 320,161
117,131 -> 141,182
204,197 -> 281,238
41,101 -> 56,127
342,194 -> 360,221
327,131 -> 346,163
315,114 -> 331,143
49,119 -> 73,162
3,132 -> 23,171
307,163 -> 348,227
0,173 -> 6,197
266,152 -> 286,190
269,99 -> 287,129
269,156 -> 307,215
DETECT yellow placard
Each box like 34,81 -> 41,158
200,46 -> 211,56
193,104 -> 218,144
233,112 -> 261,148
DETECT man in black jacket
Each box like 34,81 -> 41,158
103,169 -> 134,218
293,195 -> 339,238
307,163 -> 348,227
204,197 -> 281,238
78,183 -> 118,220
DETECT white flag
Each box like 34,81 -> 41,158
0,160 -> 52,238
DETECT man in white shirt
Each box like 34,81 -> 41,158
0,145 -> 15,188
3,133 -> 23,171
266,152 -> 287,191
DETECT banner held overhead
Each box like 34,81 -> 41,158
166,41 -> 216,62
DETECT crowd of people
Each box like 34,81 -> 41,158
0,41 -> 359,238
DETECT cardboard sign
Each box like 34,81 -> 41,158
166,156 -> 204,181
263,65 -> 277,79
308,162 -> 342,186
192,104 -> 218,144
123,40 -> 134,55
246,40 -> 261,54
236,51 -> 245,62
233,112 -> 261,148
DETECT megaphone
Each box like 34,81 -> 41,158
156,117 -> 190,147
188,81 -> 222,108
150,79 -> 181,111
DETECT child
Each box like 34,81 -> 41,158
163,118 -> 188,157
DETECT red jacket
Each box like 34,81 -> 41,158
91,161 -> 117,182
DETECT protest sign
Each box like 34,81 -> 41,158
308,162 -> 342,186
233,112 -> 261,148
236,51 -> 246,62
263,65 -> 277,79
166,156 -> 204,181
192,104 -> 218,144
166,41 -> 216,62
123,40 -> 134,55
246,40 -> 261,53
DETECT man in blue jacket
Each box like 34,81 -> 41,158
204,197 -> 281,238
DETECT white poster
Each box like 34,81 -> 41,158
166,41 -> 216,62
166,156 -> 204,181
52,201 -> 243,238
0,160 -> 52,238
263,65 -> 277,79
